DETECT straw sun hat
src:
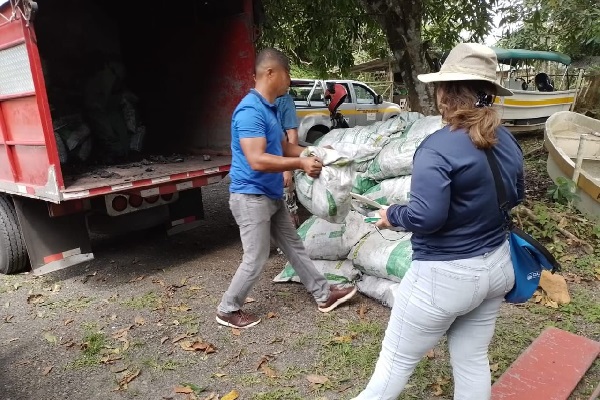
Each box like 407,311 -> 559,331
418,43 -> 513,97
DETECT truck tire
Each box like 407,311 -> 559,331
306,129 -> 327,144
0,196 -> 29,274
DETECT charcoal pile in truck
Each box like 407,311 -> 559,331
39,1 -> 147,169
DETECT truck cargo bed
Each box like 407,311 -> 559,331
61,155 -> 231,199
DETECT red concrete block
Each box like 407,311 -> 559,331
491,327 -> 600,400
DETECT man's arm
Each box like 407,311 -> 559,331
241,137 -> 304,172
286,128 -> 299,145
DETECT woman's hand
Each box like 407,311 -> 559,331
375,208 -> 392,229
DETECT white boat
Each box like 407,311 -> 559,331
545,111 -> 600,220
492,48 -> 584,133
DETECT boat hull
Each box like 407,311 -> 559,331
544,111 -> 600,221
495,89 -> 576,132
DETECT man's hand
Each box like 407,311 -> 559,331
300,157 -> 322,178
283,170 -> 294,188
375,208 -> 393,229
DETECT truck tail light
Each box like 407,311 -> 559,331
128,195 -> 143,208
112,196 -> 128,212
145,195 -> 159,204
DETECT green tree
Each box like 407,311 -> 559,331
497,0 -> 600,58
259,0 -> 497,114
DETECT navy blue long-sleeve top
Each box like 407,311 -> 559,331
387,125 -> 524,261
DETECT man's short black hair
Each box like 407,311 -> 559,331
255,48 -> 290,74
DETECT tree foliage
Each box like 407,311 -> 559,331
259,0 -> 497,113
496,0 -> 600,58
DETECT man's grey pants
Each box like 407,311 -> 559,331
218,193 -> 330,314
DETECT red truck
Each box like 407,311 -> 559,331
0,0 -> 260,275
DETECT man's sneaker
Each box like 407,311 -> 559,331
216,310 -> 261,329
318,284 -> 358,313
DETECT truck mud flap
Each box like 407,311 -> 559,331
13,197 -> 93,275
167,188 -> 205,236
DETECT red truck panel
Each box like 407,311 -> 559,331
0,5 -> 62,202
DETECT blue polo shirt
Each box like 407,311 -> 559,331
229,89 -> 285,199
275,93 -> 299,131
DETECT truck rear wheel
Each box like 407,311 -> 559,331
0,196 -> 29,274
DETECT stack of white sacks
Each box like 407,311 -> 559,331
273,112 -> 443,307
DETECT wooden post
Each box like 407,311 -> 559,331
572,133 -> 589,190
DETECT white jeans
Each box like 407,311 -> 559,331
353,240 -> 515,400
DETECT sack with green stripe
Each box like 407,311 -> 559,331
363,176 -> 411,206
349,230 -> 413,283
296,211 -> 375,260
295,147 -> 354,223
273,259 -> 361,284
366,116 -> 442,181
357,275 -> 401,308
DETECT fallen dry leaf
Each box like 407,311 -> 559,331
129,275 -> 146,283
110,364 -> 129,373
112,326 -> 133,339
64,319 -> 74,326
180,340 -> 216,354
426,349 -> 435,359
244,297 -> 256,304
115,369 -> 140,390
490,363 -> 499,372
255,355 -> 273,370
174,386 -> 194,394
231,328 -> 241,336
266,312 -> 277,319
27,294 -> 45,305
357,303 -> 368,319
43,332 -> 58,345
200,393 -> 218,400
170,304 -> 192,312
333,335 -> 354,344
188,286 -> 203,291
171,333 -> 189,344
220,390 -> 239,400
261,365 -> 277,378
42,366 -> 53,376
161,336 -> 169,345
135,316 -> 146,326
4,315 -> 14,323
306,374 -> 329,385
539,271 -> 570,304
213,373 -> 227,378
100,354 -> 122,364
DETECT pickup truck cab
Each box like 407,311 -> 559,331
290,79 -> 402,143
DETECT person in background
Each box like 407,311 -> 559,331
275,90 -> 300,227
352,43 -> 524,400
216,48 -> 357,330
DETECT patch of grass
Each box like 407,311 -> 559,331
280,366 -> 307,380
41,296 -> 95,312
317,320 -> 384,384
237,374 -> 263,386
120,291 -> 161,310
69,324 -> 107,368
560,288 -> 600,324
252,388 -> 303,400
143,358 -> 180,371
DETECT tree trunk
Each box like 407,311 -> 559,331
359,0 -> 437,115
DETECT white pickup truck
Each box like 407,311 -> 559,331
290,79 -> 403,143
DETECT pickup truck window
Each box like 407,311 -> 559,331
354,84 -> 376,105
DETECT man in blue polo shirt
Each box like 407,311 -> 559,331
217,48 -> 357,329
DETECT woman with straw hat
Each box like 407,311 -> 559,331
352,43 -> 524,400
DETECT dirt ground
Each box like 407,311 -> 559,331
1,137 -> 599,399
0,181 -> 392,400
